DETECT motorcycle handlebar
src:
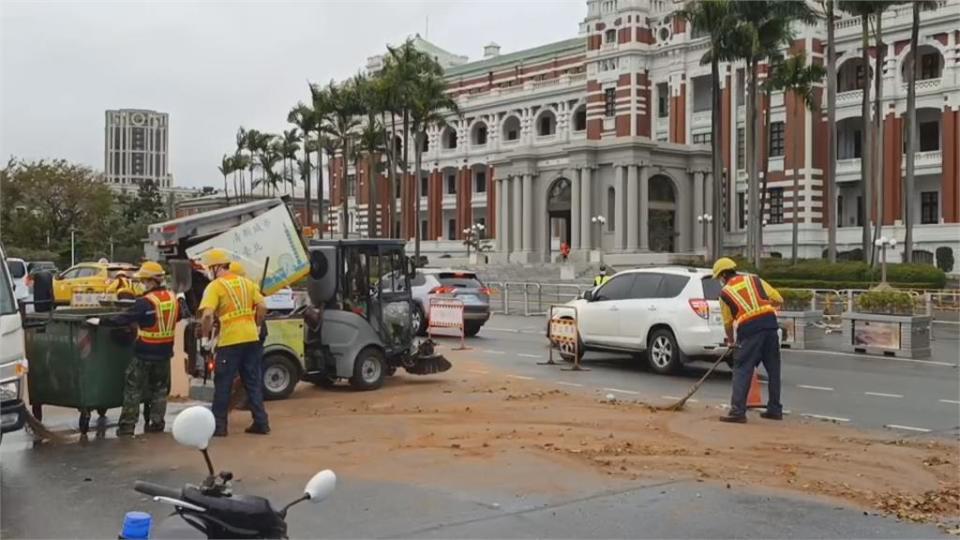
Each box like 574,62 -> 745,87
134,481 -> 182,500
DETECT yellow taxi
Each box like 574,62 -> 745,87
53,262 -> 138,305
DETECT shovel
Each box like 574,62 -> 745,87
656,345 -> 735,411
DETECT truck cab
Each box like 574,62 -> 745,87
0,243 -> 28,436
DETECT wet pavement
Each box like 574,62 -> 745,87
0,404 -> 950,539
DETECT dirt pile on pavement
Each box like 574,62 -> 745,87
133,358 -> 958,524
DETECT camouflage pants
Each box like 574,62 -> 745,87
117,357 -> 170,435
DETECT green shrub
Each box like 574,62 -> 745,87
855,290 -> 915,315
760,260 -> 871,282
936,247 -> 955,273
780,288 -> 814,311
5,246 -> 65,269
876,263 -> 946,288
766,279 -> 941,290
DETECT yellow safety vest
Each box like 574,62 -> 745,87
215,275 -> 257,324
138,290 -> 179,344
594,275 -> 611,287
719,275 -> 777,327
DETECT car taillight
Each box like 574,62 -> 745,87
430,286 -> 456,295
688,299 -> 710,319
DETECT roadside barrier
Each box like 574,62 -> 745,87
71,292 -> 115,307
428,297 -> 468,350
545,305 -> 587,371
486,281 -> 592,316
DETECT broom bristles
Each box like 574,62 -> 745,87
23,411 -> 69,444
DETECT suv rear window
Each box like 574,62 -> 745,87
657,275 -> 690,298
701,277 -> 722,300
437,272 -> 483,289
7,261 -> 26,279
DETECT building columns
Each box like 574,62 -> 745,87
512,176 -> 522,255
693,170 -> 704,249
614,165 -> 626,250
626,165 -> 639,251
522,173 -> 534,251
495,177 -> 506,251
571,169 -> 582,250
639,165 -> 649,250
580,167 -> 593,250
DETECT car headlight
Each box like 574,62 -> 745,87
0,380 -> 20,402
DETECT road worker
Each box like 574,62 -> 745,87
593,265 -> 611,287
111,261 -> 186,436
198,249 -> 270,436
713,257 -> 784,423
107,271 -> 143,299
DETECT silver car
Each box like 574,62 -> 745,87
410,269 -> 491,337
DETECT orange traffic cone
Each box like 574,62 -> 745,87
746,369 -> 764,409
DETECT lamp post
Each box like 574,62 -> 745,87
590,215 -> 606,250
463,223 -> 486,258
875,236 -> 897,285
697,213 -> 714,260
70,226 -> 77,267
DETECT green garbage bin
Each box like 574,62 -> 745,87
24,308 -> 135,434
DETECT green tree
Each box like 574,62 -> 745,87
218,154 -> 234,205
288,102 -> 320,226
767,52 -> 826,263
308,85 -> 335,237
322,79 -> 362,238
281,128 -> 302,195
676,0 -> 739,260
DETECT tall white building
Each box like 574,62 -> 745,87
104,109 -> 172,188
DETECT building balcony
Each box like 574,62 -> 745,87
691,110 -> 711,129
455,73 -> 586,106
901,77 -> 942,94
836,89 -> 862,106
768,156 -> 784,172
836,157 -> 861,183
905,150 -> 942,175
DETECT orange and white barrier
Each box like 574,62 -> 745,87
546,305 -> 587,370
428,297 -> 468,350
71,292 -> 116,307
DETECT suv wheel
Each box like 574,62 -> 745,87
647,328 -> 682,375
412,304 -> 428,336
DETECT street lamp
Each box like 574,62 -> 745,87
463,223 -> 486,258
875,236 -> 898,285
697,213 -> 713,259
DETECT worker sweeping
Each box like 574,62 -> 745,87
199,249 -> 270,436
713,257 -> 784,424
111,261 -> 186,436
593,265 -> 610,287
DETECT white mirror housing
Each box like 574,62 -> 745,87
172,406 -> 216,450
304,470 -> 336,503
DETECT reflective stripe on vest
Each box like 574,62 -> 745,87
594,275 -> 610,286
720,275 -> 776,327
138,290 -> 179,344
216,275 -> 256,323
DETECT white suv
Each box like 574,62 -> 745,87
553,267 -> 727,374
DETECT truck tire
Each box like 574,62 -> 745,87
349,347 -> 386,391
262,353 -> 300,400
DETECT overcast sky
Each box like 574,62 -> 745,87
1,0 -> 584,188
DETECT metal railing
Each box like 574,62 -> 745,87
486,281 -> 592,316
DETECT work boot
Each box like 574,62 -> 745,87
145,422 -> 166,433
760,411 -> 783,421
116,429 -> 136,438
244,424 -> 270,435
718,415 -> 747,424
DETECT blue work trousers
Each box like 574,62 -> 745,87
212,342 -> 269,430
729,328 -> 783,418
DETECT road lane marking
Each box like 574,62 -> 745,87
467,369 -> 489,375
938,399 -> 960,405
485,327 -> 520,333
482,349 -> 506,355
800,413 -> 850,423
603,387 -> 639,395
661,395 -> 698,403
506,374 -> 535,381
864,392 -> 903,398
517,353 -> 543,359
786,349 -> 956,367
797,385 -> 834,392
555,381 -> 583,387
884,424 -> 932,433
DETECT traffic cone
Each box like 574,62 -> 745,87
746,369 -> 764,409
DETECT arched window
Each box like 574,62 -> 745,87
502,116 -> 521,141
442,127 -> 458,149
471,122 -> 488,146
573,105 -> 587,132
537,110 -> 557,136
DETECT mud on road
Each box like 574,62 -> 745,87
127,356 -> 958,526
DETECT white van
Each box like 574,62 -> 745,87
0,244 -> 27,435
6,257 -> 29,303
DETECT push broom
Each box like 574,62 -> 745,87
656,346 -> 735,411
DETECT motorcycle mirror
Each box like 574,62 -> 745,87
172,406 -> 216,450
304,470 -> 336,503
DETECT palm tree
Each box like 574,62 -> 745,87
767,52 -> 826,263
383,40 -> 425,239
904,1 -> 939,263
409,72 -> 459,262
281,128 -> 301,195
235,127 -> 249,201
233,152 -> 250,204
217,154 -> 233,205
309,84 -> 334,237
823,0 -> 838,262
731,1 -> 815,266
288,103 -> 318,226
255,144 -> 283,195
869,1 -> 899,264
322,80 -> 361,238
319,135 -> 338,236
676,0 -> 739,260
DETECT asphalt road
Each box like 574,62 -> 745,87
1,316 -> 957,539
456,315 -> 960,437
